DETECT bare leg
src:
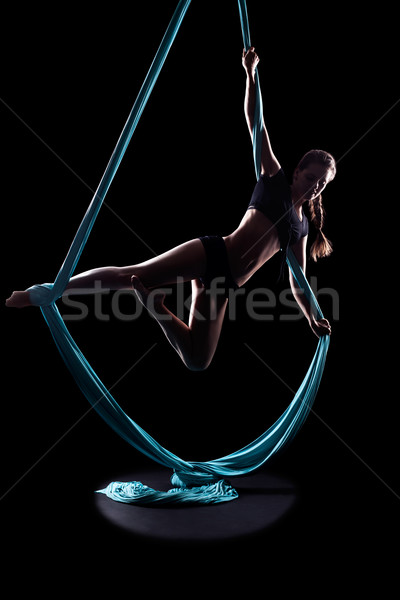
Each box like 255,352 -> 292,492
6,236 -> 229,369
6,239 -> 206,307
64,239 -> 207,293
132,276 -> 228,371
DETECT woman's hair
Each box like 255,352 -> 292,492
297,149 -> 336,262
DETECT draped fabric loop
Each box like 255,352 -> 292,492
26,0 -> 329,505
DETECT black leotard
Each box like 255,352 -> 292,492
199,170 -> 308,291
198,235 -> 238,297
248,168 -> 309,248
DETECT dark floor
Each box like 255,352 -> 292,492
1,418 -> 397,594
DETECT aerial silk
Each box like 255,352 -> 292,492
26,0 -> 330,505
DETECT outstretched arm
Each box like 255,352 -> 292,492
289,237 -> 332,338
242,47 -> 281,178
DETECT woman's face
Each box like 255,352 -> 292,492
293,162 -> 332,201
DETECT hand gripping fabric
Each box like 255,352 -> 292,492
25,0 -> 330,505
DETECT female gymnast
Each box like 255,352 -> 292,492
6,48 -> 334,371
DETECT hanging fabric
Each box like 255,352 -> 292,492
25,0 -> 329,505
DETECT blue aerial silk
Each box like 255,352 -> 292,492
26,0 -> 330,505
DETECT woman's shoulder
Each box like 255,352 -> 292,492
260,163 -> 283,179
260,166 -> 285,179
260,167 -> 288,188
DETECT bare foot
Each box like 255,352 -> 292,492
5,290 -> 32,308
131,276 -> 165,317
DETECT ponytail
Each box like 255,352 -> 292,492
308,193 -> 333,261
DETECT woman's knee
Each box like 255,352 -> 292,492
184,351 -> 212,372
185,358 -> 210,372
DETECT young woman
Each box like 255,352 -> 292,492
6,48 -> 334,370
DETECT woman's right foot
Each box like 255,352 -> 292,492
131,276 -> 166,318
5,290 -> 32,308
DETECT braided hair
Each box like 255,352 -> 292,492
297,149 -> 336,262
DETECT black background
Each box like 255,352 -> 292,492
2,1 -> 398,592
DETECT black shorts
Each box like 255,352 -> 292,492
198,235 -> 239,297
